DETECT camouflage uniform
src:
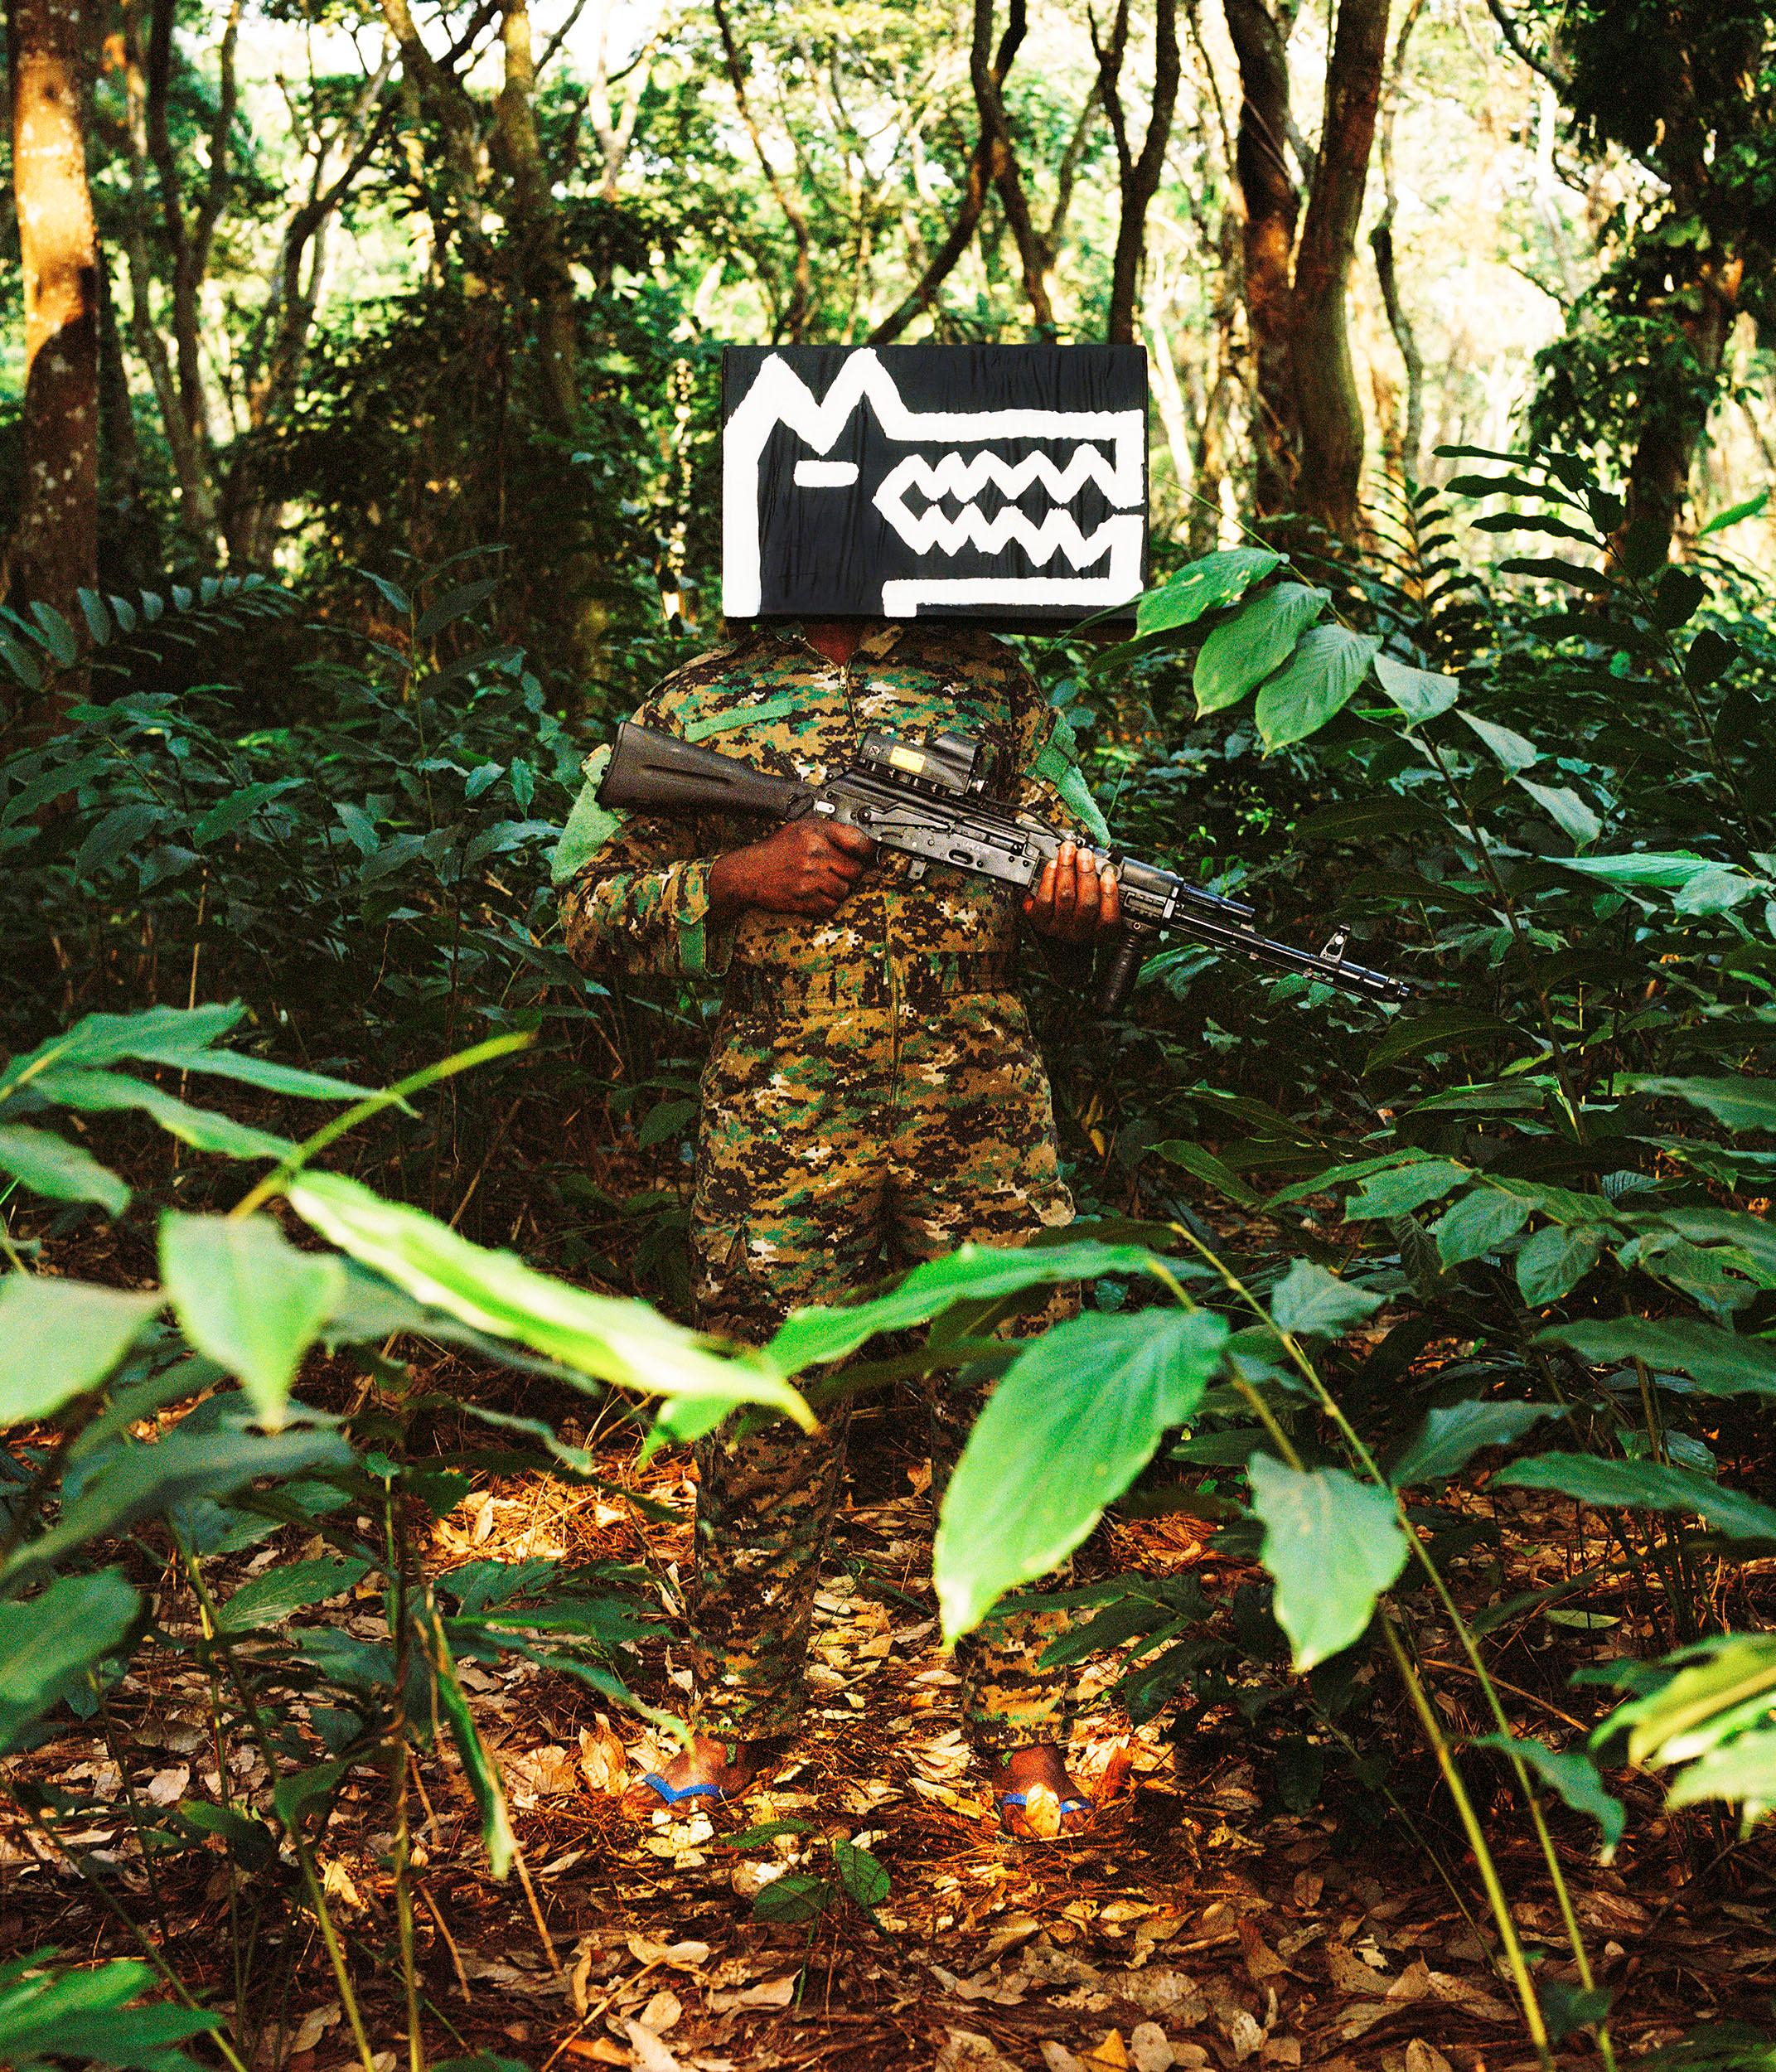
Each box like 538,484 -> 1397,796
557,623 -> 1108,1750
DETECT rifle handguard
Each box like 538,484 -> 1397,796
598,721 -> 809,821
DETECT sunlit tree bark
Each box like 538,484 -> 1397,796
8,0 -> 99,627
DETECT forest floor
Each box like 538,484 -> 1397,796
6,1372 -> 1776,2072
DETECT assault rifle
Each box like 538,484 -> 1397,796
598,722 -> 1412,1014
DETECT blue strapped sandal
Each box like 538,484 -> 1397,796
999,1787 -> 1094,1829
636,1771 -> 734,1809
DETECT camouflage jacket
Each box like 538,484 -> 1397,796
554,622 -> 1106,990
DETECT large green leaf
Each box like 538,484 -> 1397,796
0,1278 -> 162,1426
1537,1317 -> 1776,1397
1498,1454 -> 1776,1542
1193,583 -> 1327,714
432,1623 -> 516,1876
35,1070 -> 293,1163
1471,1731 -> 1625,1852
1247,1456 -> 1410,1671
217,1556 -> 370,1633
1136,548 -> 1280,634
1619,1076 -> 1776,1133
1517,778 -> 1602,849
1389,1400 -> 1561,1488
1515,1223 -> 1609,1305
1267,1258 -> 1384,1338
0,1953 -> 220,2069
287,1170 -> 811,1424
160,1214 -> 345,1427
1343,1159 -> 1469,1220
1603,1635 -> 1776,1769
766,1240 -> 1184,1372
1365,1008 -> 1519,1073
1253,627 -> 1381,750
0,1571 -> 143,1752
1431,1185 -> 1536,1265
1372,652 -> 1459,724
0,1004 -> 246,1099
933,1307 -> 1228,1641
0,1126 -> 128,1215
1458,710 -> 1539,772
1665,1726 -> 1776,1809
1,1420 -> 352,1587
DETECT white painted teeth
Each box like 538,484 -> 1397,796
872,451 -> 1125,570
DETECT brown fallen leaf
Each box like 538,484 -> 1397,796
1239,1920 -> 1286,1981
624,2019 -> 686,2072
1128,2024 -> 1174,2072
560,2041 -> 628,2065
638,1989 -> 682,2033
1405,2043 -> 1454,2072
936,2033 -> 1023,2072
580,1721 -> 630,1795
1325,1942 -> 1388,1995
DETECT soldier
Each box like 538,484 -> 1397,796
557,617 -> 1120,1839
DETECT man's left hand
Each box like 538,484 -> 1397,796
1023,840 -> 1120,945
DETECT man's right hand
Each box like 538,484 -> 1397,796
708,816 -> 874,920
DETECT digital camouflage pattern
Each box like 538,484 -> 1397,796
559,622 -> 1101,1747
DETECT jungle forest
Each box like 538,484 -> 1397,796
4,0 -> 1776,2065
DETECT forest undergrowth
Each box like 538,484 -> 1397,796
6,455 -> 1776,2071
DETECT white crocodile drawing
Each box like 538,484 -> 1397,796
723,347 -> 1145,617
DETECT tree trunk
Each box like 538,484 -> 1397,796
1290,0 -> 1391,539
1096,0 -> 1181,345
496,0 -> 579,432
1622,254 -> 1744,559
1223,0 -> 1299,516
9,0 -> 99,635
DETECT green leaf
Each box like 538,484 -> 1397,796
1364,1008 -> 1517,1072
1253,627 -> 1382,750
416,577 -> 499,638
1431,1185 -> 1536,1266
1,1420 -> 353,1588
832,1837 -> 890,1910
1247,1457 -> 1411,1671
1554,851 -> 1714,889
1684,627 -> 1740,687
0,1126 -> 129,1215
35,1069 -> 293,1162
1472,1731 -> 1624,1852
432,1629 -> 515,1876
28,602 -> 79,666
75,801 -> 162,881
217,1556 -> 371,1632
273,1756 -> 347,1828
1459,711 -> 1539,772
1607,1635 -> 1776,1769
1515,1223 -> 1608,1305
0,1953 -> 220,2069
191,779 -> 304,848
1698,488 -> 1769,536
1268,1259 -> 1384,1338
357,569 -> 412,615
0,1278 -> 162,1426
1343,1159 -> 1469,1221
934,1307 -> 1228,1641
1665,1726 -> 1776,1809
753,1871 -> 833,1923
1193,583 -> 1327,714
160,1215 -> 345,1428
0,1571 -> 141,1753
766,1240 -> 1185,1372
1620,1076 -> 1776,1132
1135,548 -> 1280,634
75,589 -> 112,644
1537,1316 -> 1776,1398
1516,778 -> 1601,849
1390,1401 -> 1561,1488
287,1170 -> 811,1426
1498,1454 -> 1776,1542
1149,1140 -> 1265,1208
1372,652 -> 1460,724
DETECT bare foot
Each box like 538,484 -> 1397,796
993,1742 -> 1095,1839
621,1734 -> 763,1821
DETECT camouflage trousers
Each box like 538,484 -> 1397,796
686,961 -> 1081,1751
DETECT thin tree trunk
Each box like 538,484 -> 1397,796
96,247 -> 158,586
870,0 -> 1028,344
1622,254 -> 1744,559
1094,0 -> 1182,345
712,0 -> 814,341
496,0 -> 579,431
1289,0 -> 1391,539
9,0 -> 99,641
1369,0 -> 1424,481
1223,0 -> 1299,516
